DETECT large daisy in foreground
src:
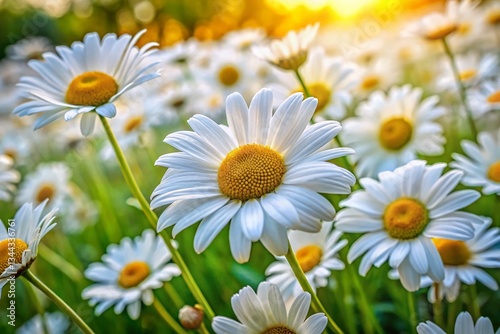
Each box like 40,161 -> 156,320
335,160 -> 480,291
13,30 -> 160,136
212,282 -> 327,334
151,89 -> 355,263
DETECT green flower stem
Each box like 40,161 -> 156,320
447,298 -> 461,333
99,116 -> 215,321
23,270 -> 94,334
433,283 -> 444,328
349,266 -> 384,334
294,69 -> 311,97
23,279 -> 50,334
199,322 -> 211,334
164,283 -> 185,310
152,298 -> 188,334
466,284 -> 480,320
39,243 -> 83,282
441,38 -> 478,139
294,70 -> 361,190
407,291 -> 417,333
284,241 -> 344,334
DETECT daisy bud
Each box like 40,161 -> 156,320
179,305 -> 204,330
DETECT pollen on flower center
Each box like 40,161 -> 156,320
487,90 -> 500,103
487,161 -> 500,182
124,116 -> 143,133
459,69 -> 477,81
379,118 -> 413,150
218,144 -> 285,201
487,11 -> 500,25
36,184 -> 55,203
294,83 -> 331,112
0,238 -> 28,274
383,198 -> 428,240
118,261 -> 150,288
296,245 -> 323,273
425,24 -> 458,40
66,71 -> 118,106
433,238 -> 471,265
360,75 -> 380,91
218,65 -> 240,86
262,326 -> 296,334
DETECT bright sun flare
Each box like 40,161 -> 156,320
270,0 -> 381,18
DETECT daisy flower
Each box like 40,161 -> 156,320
0,155 -> 20,202
355,56 -> 401,97
212,282 -> 327,334
252,23 -> 319,71
451,129 -> 500,195
335,160 -> 481,291
151,89 -> 355,263
266,221 -> 347,303
404,0 -> 479,41
17,312 -> 69,334
0,201 -> 57,294
467,79 -> 500,119
421,217 -> 500,303
342,85 -> 446,178
6,36 -> 52,61
417,311 -> 499,334
16,163 -> 71,210
13,30 -> 160,136
436,53 -> 498,91
222,28 -> 266,51
268,47 -> 359,120
82,229 -> 181,319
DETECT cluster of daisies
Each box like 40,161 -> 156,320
1,0 -> 500,333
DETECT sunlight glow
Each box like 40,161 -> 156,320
270,0 -> 381,18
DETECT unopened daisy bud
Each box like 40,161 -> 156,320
252,23 -> 319,71
178,305 -> 204,330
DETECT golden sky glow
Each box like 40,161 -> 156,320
269,0 -> 382,19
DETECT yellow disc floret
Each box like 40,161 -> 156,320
379,118 -> 413,151
295,245 -> 323,273
425,24 -> 458,40
118,261 -> 150,288
218,144 -> 285,201
124,116 -> 143,133
383,198 -> 429,240
360,76 -> 380,91
487,161 -> 500,182
218,66 -> 240,86
262,326 -> 296,334
0,239 -> 28,274
66,71 -> 118,106
294,83 -> 331,113
459,69 -> 477,82
36,184 -> 55,204
487,90 -> 500,104
433,238 -> 471,266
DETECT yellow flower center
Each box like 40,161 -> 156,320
457,23 -> 471,35
277,51 -> 307,71
379,118 -> 413,150
459,69 -> 477,81
262,326 -> 296,334
487,11 -> 500,25
0,239 -> 28,274
118,261 -> 150,288
433,238 -> 471,266
425,24 -> 458,40
4,149 -> 17,161
218,65 -> 240,86
383,198 -> 429,240
487,90 -> 500,103
294,83 -> 331,112
36,184 -> 55,204
295,245 -> 323,273
218,144 -> 285,201
360,75 -> 380,91
487,161 -> 500,182
124,116 -> 143,133
65,71 -> 118,106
